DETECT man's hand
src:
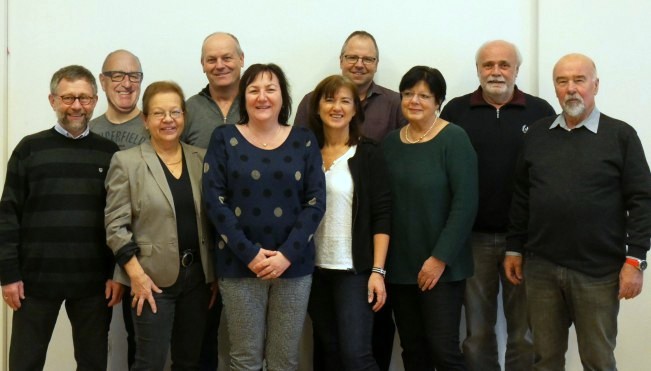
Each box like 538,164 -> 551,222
105,279 -> 124,307
504,255 -> 524,285
619,263 -> 643,300
2,281 -> 25,311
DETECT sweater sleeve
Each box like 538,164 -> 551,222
0,144 -> 27,284
621,127 -> 651,259
506,136 -> 531,254
277,130 -> 326,263
368,144 -> 392,235
203,128 -> 261,266
431,127 -> 478,264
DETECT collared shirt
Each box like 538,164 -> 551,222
54,122 -> 90,139
550,107 -> 601,133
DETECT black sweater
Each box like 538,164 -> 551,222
440,87 -> 555,232
346,138 -> 392,273
0,128 -> 118,298
506,114 -> 651,277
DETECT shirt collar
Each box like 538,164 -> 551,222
469,85 -> 526,107
549,107 -> 600,133
54,122 -> 90,139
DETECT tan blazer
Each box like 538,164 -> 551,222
105,141 -> 214,287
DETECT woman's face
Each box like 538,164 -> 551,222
145,92 -> 185,145
245,71 -> 283,124
401,80 -> 440,125
318,86 -> 356,133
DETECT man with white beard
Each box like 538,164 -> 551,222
440,40 -> 554,371
504,53 -> 651,370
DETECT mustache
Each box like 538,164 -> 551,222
564,94 -> 584,104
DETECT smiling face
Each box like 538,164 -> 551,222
401,80 -> 439,127
144,92 -> 185,146
100,51 -> 142,115
339,36 -> 378,94
318,86 -> 356,133
49,78 -> 98,136
201,33 -> 244,91
244,71 -> 282,124
476,41 -> 519,105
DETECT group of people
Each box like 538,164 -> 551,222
0,29 -> 649,371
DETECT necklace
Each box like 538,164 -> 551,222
164,159 -> 182,165
247,124 -> 281,147
405,114 -> 439,144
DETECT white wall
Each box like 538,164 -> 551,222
1,0 -> 650,370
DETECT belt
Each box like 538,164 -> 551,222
181,250 -> 198,268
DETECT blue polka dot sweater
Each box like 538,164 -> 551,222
203,125 -> 326,278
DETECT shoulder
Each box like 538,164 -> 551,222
444,93 -> 473,109
87,132 -> 120,152
89,114 -> 108,129
597,113 -> 640,137
181,142 -> 207,158
521,92 -> 555,112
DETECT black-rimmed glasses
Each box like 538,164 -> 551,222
102,71 -> 144,83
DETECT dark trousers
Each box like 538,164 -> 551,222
309,268 -> 379,371
9,293 -> 111,371
199,293 -> 223,371
372,300 -> 395,371
131,262 -> 211,371
390,281 -> 467,371
122,289 -> 137,368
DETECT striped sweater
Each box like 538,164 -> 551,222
0,128 -> 118,299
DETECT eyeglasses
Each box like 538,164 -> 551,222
102,71 -> 144,83
150,110 -> 184,120
343,55 -> 377,65
57,95 -> 95,106
401,91 -> 434,102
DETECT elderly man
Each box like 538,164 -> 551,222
90,49 -> 147,150
0,65 -> 121,371
295,30 -> 404,371
181,32 -> 244,148
505,53 -> 651,370
294,30 -> 405,142
89,49 -> 146,369
440,40 -> 555,371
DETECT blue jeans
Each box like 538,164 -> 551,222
308,268 -> 379,371
463,232 -> 532,371
389,281 -> 467,371
220,275 -> 312,371
9,294 -> 110,371
131,261 -> 211,371
524,255 -> 619,371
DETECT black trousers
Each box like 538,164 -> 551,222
9,293 -> 111,371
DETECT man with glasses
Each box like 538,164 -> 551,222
89,49 -> 146,369
181,32 -> 244,148
295,30 -> 404,371
0,65 -> 121,371
295,30 -> 405,142
439,40 -> 555,371
90,49 -> 147,150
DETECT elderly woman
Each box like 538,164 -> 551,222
202,63 -> 325,370
307,75 -> 390,371
382,66 -> 478,370
105,81 -> 215,370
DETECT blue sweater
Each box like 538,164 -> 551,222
203,125 -> 326,278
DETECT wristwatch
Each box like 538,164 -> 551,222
625,257 -> 648,271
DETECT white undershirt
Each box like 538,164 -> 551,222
315,145 -> 357,269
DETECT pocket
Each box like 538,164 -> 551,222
138,243 -> 153,257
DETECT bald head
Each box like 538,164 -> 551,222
475,40 -> 522,68
102,49 -> 142,73
553,53 -> 599,126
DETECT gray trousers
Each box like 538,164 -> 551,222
219,275 -> 312,371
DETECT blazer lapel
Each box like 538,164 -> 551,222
141,141 -> 175,211
182,143 -> 203,213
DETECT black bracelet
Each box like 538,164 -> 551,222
371,267 -> 386,277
